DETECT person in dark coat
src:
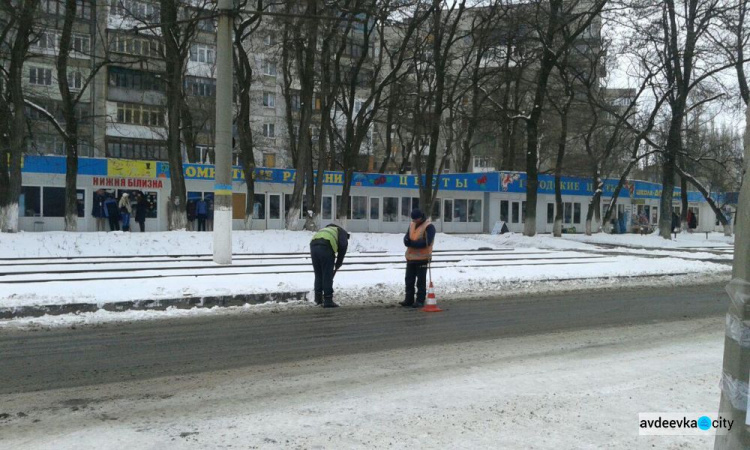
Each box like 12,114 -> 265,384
186,200 -> 197,231
671,211 -> 680,233
135,193 -> 148,232
196,198 -> 207,231
310,224 -> 349,308
401,209 -> 436,308
92,189 -> 107,231
688,209 -> 697,230
103,194 -> 120,231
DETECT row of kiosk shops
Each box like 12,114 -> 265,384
18,155 -> 724,234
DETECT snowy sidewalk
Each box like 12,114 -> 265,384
0,230 -> 733,318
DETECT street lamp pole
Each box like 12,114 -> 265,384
213,0 -> 234,264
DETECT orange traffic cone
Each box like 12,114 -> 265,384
422,280 -> 442,312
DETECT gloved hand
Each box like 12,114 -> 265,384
403,236 -> 412,247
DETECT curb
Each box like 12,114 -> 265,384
0,291 -> 309,319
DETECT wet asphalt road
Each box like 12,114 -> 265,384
0,282 -> 729,395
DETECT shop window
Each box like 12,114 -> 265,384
469,199 -> 482,222
521,201 -> 527,223
352,196 -> 367,220
444,199 -> 453,223
42,187 -> 65,217
512,202 -> 520,224
454,199 -> 468,222
322,196 -> 333,220
269,194 -> 281,219
574,203 -> 581,223
370,197 -> 379,220
547,203 -> 554,224
431,199 -> 441,221
383,197 -> 398,222
500,200 -> 509,222
335,195 -> 351,220
21,186 -> 41,217
253,193 -> 266,219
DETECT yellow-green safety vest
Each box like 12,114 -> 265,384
312,226 -> 339,253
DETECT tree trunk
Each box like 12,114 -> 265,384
0,0 -> 36,232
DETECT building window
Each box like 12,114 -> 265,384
264,33 -> 277,46
75,0 -> 91,18
189,44 -> 215,64
352,196 -> 367,220
322,196 -> 333,220
185,76 -> 215,97
198,17 -> 216,32
67,71 -> 83,90
444,199 -> 453,222
116,102 -> 165,126
110,34 -> 163,58
573,202 -> 581,223
564,202 -> 573,224
29,67 -> 52,86
31,31 -> 58,50
290,93 -> 300,111
109,0 -> 159,20
383,197 -> 398,222
262,58 -> 277,76
73,34 -> 90,54
109,67 -> 164,91
370,197 -> 379,220
21,186 -> 41,217
469,199 -> 482,222
547,203 -> 554,224
263,152 -> 276,168
262,92 -> 275,107
500,200 -> 509,222
453,199 -> 468,222
262,124 -> 275,138
106,138 -> 167,160
512,201 -> 519,223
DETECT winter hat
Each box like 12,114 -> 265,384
411,209 -> 425,220
122,192 -> 129,197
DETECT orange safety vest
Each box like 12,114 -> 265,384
405,220 -> 433,261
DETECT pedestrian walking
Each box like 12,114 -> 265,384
119,192 -> 133,232
92,189 -> 107,231
401,209 -> 436,308
135,193 -> 148,232
196,198 -> 207,231
310,224 -> 349,308
103,194 -> 120,231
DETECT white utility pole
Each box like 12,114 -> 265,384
715,107 -> 750,448
213,0 -> 234,264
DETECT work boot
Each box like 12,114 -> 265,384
399,300 -> 414,307
314,292 -> 323,305
322,296 -> 339,308
412,301 -> 425,309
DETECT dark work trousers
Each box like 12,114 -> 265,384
137,220 -> 145,232
108,215 -> 120,231
311,243 -> 335,300
405,260 -> 429,304
197,215 -> 207,231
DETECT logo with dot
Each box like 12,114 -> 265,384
698,416 -> 712,430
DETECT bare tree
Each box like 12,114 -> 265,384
158,0 -> 212,230
233,0 -> 264,229
0,0 -> 40,232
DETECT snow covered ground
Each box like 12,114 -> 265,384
0,316 -> 725,449
0,231 -> 732,314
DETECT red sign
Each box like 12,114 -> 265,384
92,177 -> 163,189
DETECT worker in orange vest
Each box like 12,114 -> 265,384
400,209 -> 436,308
